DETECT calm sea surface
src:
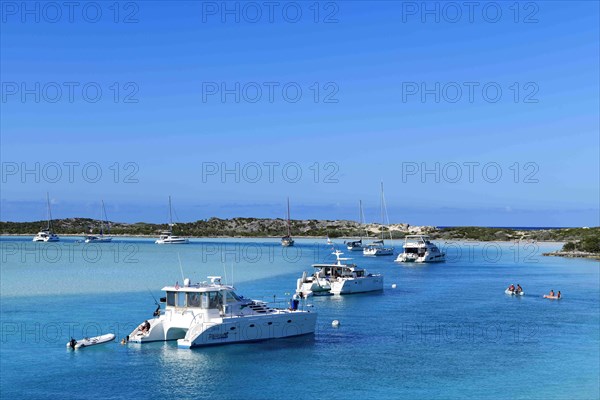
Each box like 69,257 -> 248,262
1,237 -> 598,400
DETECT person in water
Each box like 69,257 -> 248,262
557,291 -> 561,299
544,290 -> 556,298
516,284 -> 523,294
69,338 -> 77,349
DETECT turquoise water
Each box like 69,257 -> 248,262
1,237 -> 599,399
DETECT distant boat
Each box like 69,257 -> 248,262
326,236 -> 333,245
84,200 -> 113,243
33,193 -> 60,242
156,196 -> 189,244
395,235 -> 445,263
281,197 -> 295,247
363,183 -> 394,256
346,200 -> 366,251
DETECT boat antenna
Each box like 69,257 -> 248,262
146,287 -> 159,306
223,262 -> 228,285
177,253 -> 185,282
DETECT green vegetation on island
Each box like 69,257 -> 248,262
0,218 -> 598,247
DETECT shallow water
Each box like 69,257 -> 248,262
1,237 -> 598,399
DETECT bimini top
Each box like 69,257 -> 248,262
161,276 -> 234,293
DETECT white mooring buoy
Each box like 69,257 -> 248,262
392,284 -> 397,289
332,320 -> 340,328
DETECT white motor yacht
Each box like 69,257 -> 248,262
297,250 -> 383,296
129,276 -> 317,349
395,235 -> 446,263
33,193 -> 60,242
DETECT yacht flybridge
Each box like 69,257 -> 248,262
395,235 -> 446,263
296,250 -> 383,296
129,276 -> 317,349
33,193 -> 59,242
156,196 -> 189,244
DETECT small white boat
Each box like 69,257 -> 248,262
67,333 -> 115,349
156,196 -> 189,244
33,193 -> 60,242
505,289 -> 524,296
326,236 -> 333,245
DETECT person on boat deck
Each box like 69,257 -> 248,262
508,284 -> 515,292
153,305 -> 161,317
516,284 -> 523,294
140,320 -> 150,333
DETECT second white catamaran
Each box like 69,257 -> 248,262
296,250 -> 383,296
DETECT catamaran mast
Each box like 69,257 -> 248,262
46,192 -> 53,232
380,183 -> 385,241
286,197 -> 291,237
168,195 -> 174,231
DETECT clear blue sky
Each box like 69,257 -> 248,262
1,1 -> 598,227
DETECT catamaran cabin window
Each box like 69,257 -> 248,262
176,292 -> 185,307
166,291 -> 176,307
187,292 -> 201,307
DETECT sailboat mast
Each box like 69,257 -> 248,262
101,200 -> 108,235
380,183 -> 385,241
46,192 -> 53,231
359,200 -> 363,241
286,197 -> 291,236
169,196 -> 173,227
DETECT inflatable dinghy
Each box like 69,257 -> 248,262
505,289 -> 524,296
67,333 -> 115,349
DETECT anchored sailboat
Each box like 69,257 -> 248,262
363,183 -> 394,256
84,200 -> 112,243
346,200 -> 366,251
156,196 -> 189,244
281,197 -> 295,247
33,193 -> 59,242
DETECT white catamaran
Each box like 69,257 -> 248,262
129,276 -> 317,349
33,193 -> 60,242
84,200 -> 112,243
156,196 -> 189,244
281,197 -> 295,247
363,183 -> 394,256
296,250 -> 384,296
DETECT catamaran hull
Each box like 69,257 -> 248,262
177,312 -> 317,349
330,276 -> 384,295
33,236 -> 59,242
395,252 -> 445,263
363,248 -> 394,256
156,239 -> 189,244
